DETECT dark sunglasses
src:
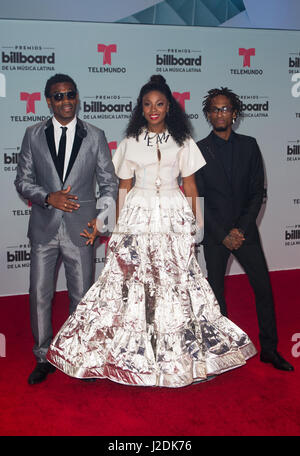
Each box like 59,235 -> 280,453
49,91 -> 77,101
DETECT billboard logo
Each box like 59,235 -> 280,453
155,48 -> 202,73
285,229 -> 300,240
156,54 -> 201,66
240,95 -> 269,118
20,92 -> 41,113
289,57 -> 300,68
242,101 -> 269,112
7,249 -> 31,262
287,144 -> 300,156
2,51 -> 55,64
83,95 -> 132,120
289,54 -> 300,75
286,141 -> 300,162
239,48 -> 255,67
83,100 -> 132,113
3,148 -> 20,172
97,44 -> 117,65
173,92 -> 190,111
285,224 -> 300,246
0,73 -> 6,97
6,246 -> 31,268
4,152 -> 19,164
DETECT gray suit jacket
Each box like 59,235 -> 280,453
15,117 -> 118,247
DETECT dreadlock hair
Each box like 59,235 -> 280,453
44,73 -> 77,98
202,87 -> 243,121
125,75 -> 192,146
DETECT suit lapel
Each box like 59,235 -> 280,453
63,120 -> 86,182
44,117 -> 86,184
44,119 -> 63,182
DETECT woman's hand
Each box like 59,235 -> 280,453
182,173 -> 203,228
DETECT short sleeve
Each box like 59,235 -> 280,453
112,139 -> 135,179
179,137 -> 206,177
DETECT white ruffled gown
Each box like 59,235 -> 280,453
47,131 -> 257,388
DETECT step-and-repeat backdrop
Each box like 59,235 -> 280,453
0,19 -> 299,296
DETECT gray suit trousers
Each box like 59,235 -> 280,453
29,220 -> 94,362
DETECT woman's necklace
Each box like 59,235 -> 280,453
146,130 -> 163,194
144,130 -> 169,158
144,129 -> 170,194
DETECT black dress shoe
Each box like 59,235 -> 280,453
28,362 -> 56,385
260,350 -> 294,371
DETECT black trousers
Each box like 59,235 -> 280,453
203,241 -> 278,352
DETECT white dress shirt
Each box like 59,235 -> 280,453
52,116 -> 77,181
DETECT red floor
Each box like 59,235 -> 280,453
0,269 -> 299,436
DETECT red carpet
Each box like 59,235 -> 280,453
0,269 -> 299,436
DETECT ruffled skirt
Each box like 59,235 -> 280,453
47,188 -> 257,387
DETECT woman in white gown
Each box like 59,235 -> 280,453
47,75 -> 257,387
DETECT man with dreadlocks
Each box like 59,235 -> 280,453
195,87 -> 294,372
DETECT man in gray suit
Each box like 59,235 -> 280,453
15,74 -> 118,384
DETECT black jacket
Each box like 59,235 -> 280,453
195,131 -> 264,245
